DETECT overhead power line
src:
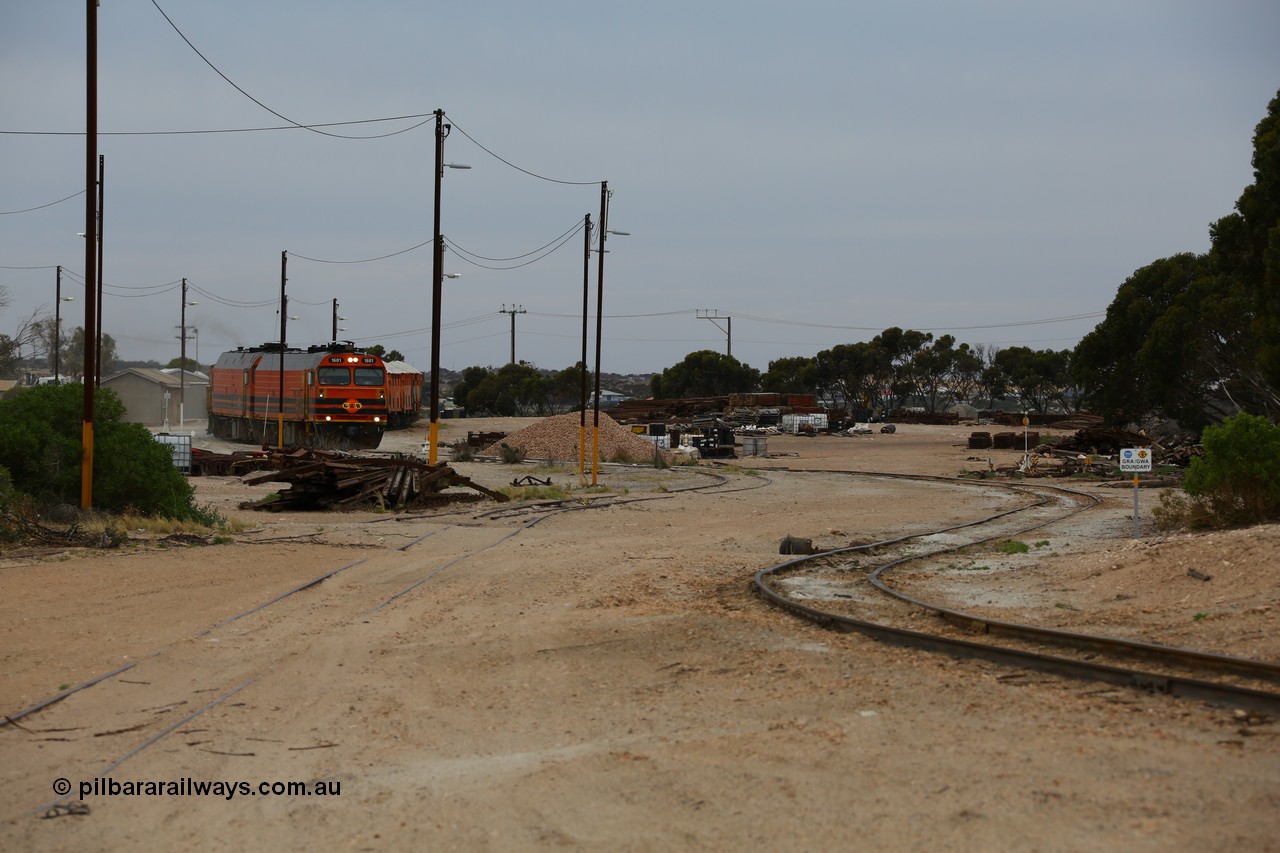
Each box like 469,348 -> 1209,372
0,190 -> 87,215
148,0 -> 428,140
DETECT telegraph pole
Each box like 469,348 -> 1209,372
278,251 -> 287,448
95,154 -> 104,386
80,0 -> 98,510
179,278 -> 189,427
580,213 -> 592,482
592,182 -> 609,485
500,304 -> 526,364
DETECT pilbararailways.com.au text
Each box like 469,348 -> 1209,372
67,777 -> 341,801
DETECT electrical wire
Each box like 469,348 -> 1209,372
446,117 -> 601,186
443,219 -> 584,263
289,237 -> 436,265
0,115 -> 437,138
0,190 -> 86,215
148,0 -> 427,141
731,310 -> 1105,332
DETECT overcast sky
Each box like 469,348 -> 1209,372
2,1 -> 1278,377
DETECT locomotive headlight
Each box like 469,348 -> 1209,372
324,416 -> 332,422
373,416 -> 381,423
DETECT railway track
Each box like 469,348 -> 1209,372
754,473 -> 1280,714
7,462 -> 1275,821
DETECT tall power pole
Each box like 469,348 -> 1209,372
499,304 -> 526,364
80,0 -> 99,509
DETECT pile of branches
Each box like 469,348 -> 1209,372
0,505 -> 124,549
239,448 -> 509,512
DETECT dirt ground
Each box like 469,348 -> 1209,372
2,417 -> 1278,852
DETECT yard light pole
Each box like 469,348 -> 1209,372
579,213 -> 592,482
590,182 -> 628,485
54,266 -> 74,381
427,108 -> 470,464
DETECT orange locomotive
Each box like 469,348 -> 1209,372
207,343 -> 419,450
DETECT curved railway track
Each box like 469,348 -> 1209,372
754,473 -> 1280,713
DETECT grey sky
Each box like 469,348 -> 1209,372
2,1 -> 1278,375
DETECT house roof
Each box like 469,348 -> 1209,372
104,367 -> 206,387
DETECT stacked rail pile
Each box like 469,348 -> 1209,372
239,448 -> 508,511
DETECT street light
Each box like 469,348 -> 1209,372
427,108 -> 470,464
590,181 -> 628,485
54,266 -> 75,382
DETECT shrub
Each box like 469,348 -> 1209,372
1175,412 -> 1280,527
498,443 -> 526,464
0,384 -> 199,520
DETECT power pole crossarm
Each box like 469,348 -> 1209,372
499,304 -> 526,364
697,309 -> 732,357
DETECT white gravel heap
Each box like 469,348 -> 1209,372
481,411 -> 669,463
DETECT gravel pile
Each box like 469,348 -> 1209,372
481,411 -> 668,463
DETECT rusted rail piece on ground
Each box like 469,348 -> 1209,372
239,448 -> 509,511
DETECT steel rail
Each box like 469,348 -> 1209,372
754,475 -> 1280,713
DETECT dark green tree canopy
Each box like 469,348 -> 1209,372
0,383 -> 197,517
650,350 -> 760,398
1073,89 -> 1280,428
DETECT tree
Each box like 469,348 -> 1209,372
761,356 -> 818,395
547,362 -> 586,412
871,327 -> 932,412
463,363 -> 551,416
906,334 -> 960,413
0,383 -> 198,518
0,308 -> 44,380
994,347 -> 1071,414
650,350 -> 760,398
947,342 -> 985,406
57,326 -> 117,378
165,357 -> 201,371
1073,89 -> 1280,427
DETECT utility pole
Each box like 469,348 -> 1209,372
95,154 -> 104,386
332,298 -> 341,341
500,304 -> 526,364
580,213 -> 592,482
80,0 -> 98,510
428,108 -> 445,464
176,278 -> 197,428
697,309 -> 732,357
54,266 -> 73,381
278,251 -> 288,448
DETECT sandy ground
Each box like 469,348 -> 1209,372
1,418 -> 1278,852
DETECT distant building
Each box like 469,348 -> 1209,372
590,389 -> 627,410
102,368 -> 209,426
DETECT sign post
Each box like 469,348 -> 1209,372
1119,448 -> 1153,537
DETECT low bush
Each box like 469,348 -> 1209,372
1157,412 -> 1280,528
